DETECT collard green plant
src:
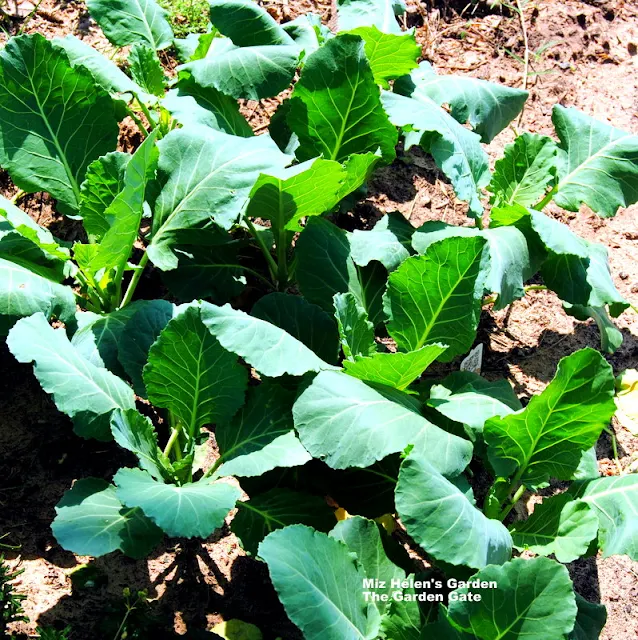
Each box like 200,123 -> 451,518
0,1 -> 636,639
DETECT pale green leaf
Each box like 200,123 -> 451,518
337,0 -> 404,34
181,43 -> 300,101
200,301 -> 336,377
7,313 -> 135,440
293,370 -> 473,472
215,382 -> 311,478
0,34 -> 120,214
396,452 -> 512,569
149,126 -> 290,269
110,408 -> 166,481
144,305 -> 247,433
258,525 -> 380,640
447,557 -> 577,640
52,478 -> 162,558
344,344 -> 447,391
128,43 -> 166,96
252,293 -> 340,365
510,493 -> 599,563
384,235 -> 488,359
289,34 -> 397,162
395,61 -> 528,143
552,105 -> 638,217
570,474 -> 638,560
484,348 -> 616,488
209,0 -> 295,46
381,91 -> 490,217
162,74 -> 253,137
488,133 -> 558,207
115,468 -> 241,538
333,292 -> 376,360
346,26 -> 420,89
87,0 -> 174,50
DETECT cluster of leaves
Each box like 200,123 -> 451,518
0,0 -> 637,639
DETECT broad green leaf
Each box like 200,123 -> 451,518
118,299 -> 176,397
144,305 -> 247,434
0,229 -> 67,282
115,468 -> 241,538
181,43 -> 300,101
288,34 -> 397,162
412,222 -> 531,310
333,292 -> 376,360
52,35 -> 146,98
570,474 -> 638,559
149,126 -> 290,269
447,557 -> 577,640
246,158 -> 347,234
294,370 -> 473,472
384,236 -> 488,359
552,105 -> 638,217
330,516 -> 404,614
346,26 -> 420,89
484,348 -> 616,488
395,61 -> 528,143
488,133 -> 558,207
381,91 -> 490,217
200,301 -> 336,377
160,234 -> 247,304
349,212 -> 414,271
209,0 -> 295,46
427,372 -> 521,433
162,74 -> 253,137
0,34 -> 120,214
215,382 -> 311,478
570,594 -> 607,640
259,525 -> 380,640
379,599 -> 423,640
296,218 -> 386,326
396,453 -> 512,568
71,302 -> 149,376
74,132 -> 158,277
110,408 -> 165,481
7,313 -> 135,440
509,493 -> 599,563
79,151 -> 130,241
52,478 -> 162,558
493,206 -> 628,313
337,0 -> 403,34
573,447 -> 600,482
128,44 -> 166,97
87,0 -> 173,50
252,293 -> 340,365
0,259 -> 75,334
344,344 -> 447,391
337,151 -> 382,200
282,13 -> 327,55
233,489 -> 334,554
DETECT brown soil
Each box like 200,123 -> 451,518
1,0 -> 637,638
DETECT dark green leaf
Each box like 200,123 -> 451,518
333,292 -> 377,360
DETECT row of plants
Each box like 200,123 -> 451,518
0,0 -> 637,638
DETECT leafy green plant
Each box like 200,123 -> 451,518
0,555 -> 27,635
0,0 -> 636,639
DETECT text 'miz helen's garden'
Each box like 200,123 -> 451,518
0,0 -> 637,638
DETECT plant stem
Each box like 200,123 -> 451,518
475,215 -> 484,230
534,184 -> 558,210
604,426 -> 623,475
204,456 -> 223,479
524,284 -> 547,293
125,105 -> 149,138
498,483 -> 526,522
163,427 -> 182,459
515,0 -> 530,127
119,251 -> 149,309
245,217 -> 278,282
11,189 -> 26,204
136,96 -> 157,130
277,228 -> 288,290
